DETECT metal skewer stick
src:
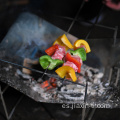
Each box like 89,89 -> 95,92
40,67 -> 48,79
37,64 -> 50,83
0,58 -> 85,87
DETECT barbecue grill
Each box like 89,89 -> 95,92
0,0 -> 120,120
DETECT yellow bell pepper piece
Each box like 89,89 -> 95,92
74,39 -> 91,53
53,34 -> 73,51
55,66 -> 77,82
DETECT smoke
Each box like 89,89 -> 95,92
0,12 -> 65,60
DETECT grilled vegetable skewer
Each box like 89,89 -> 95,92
39,34 -> 91,82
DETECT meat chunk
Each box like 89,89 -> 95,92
52,50 -> 64,60
52,44 -> 65,60
72,55 -> 83,65
57,44 -> 66,54
63,61 -> 78,72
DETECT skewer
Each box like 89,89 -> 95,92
0,58 -> 85,87
38,64 -> 50,83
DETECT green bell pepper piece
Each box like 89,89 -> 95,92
39,55 -> 64,70
70,48 -> 86,61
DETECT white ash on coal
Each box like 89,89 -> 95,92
15,64 -> 106,103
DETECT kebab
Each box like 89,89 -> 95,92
39,34 -> 91,82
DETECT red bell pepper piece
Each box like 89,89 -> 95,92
45,45 -> 58,56
65,53 -> 81,73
